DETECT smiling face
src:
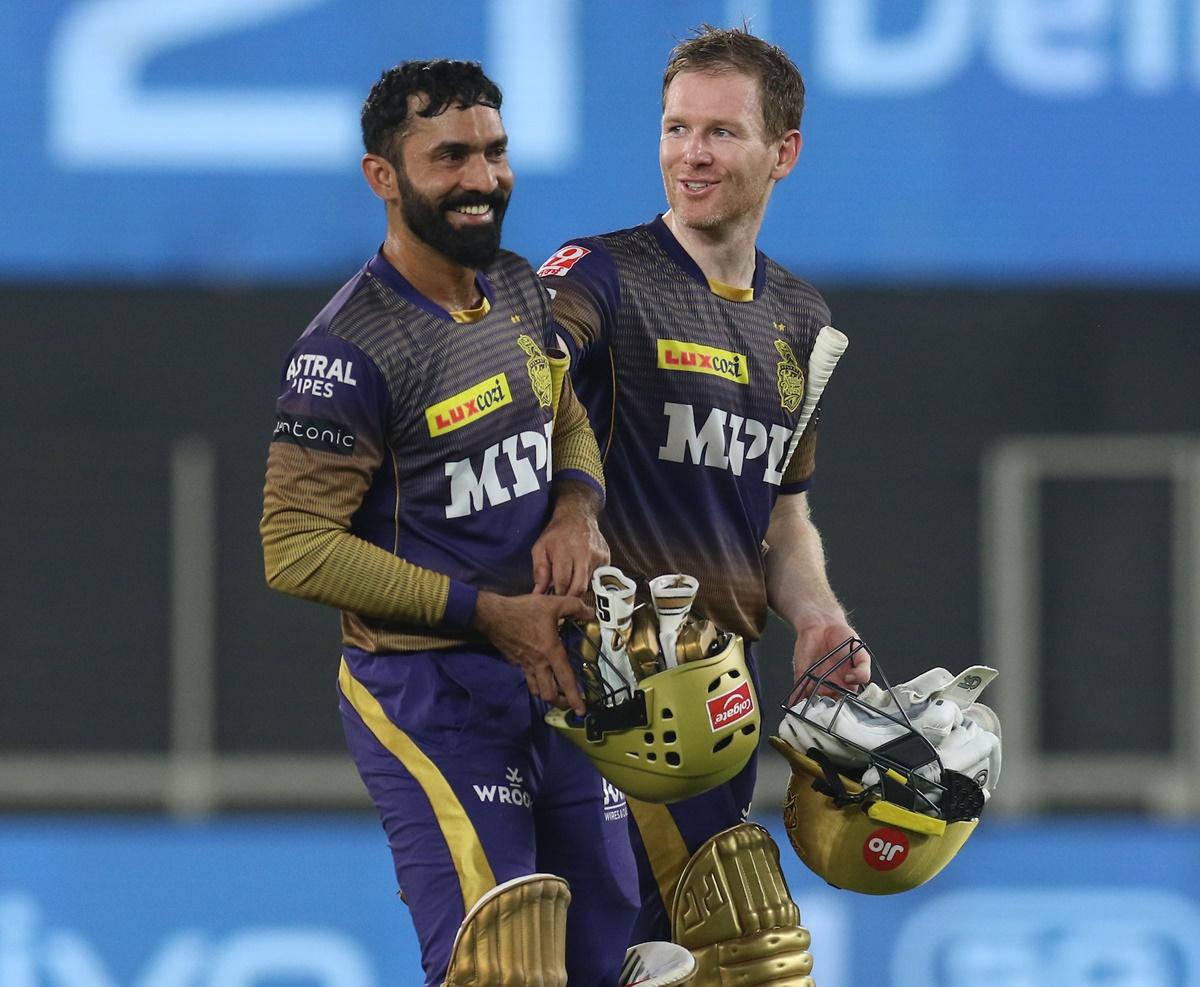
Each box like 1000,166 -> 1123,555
659,69 -> 797,236
389,97 -> 513,268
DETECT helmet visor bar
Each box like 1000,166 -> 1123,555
782,637 -> 949,818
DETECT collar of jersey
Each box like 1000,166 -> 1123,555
648,214 -> 766,301
366,248 -> 496,323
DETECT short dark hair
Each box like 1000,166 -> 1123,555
662,25 -> 805,140
361,60 -> 503,160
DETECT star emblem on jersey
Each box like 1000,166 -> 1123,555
774,321 -> 787,333
774,338 -> 806,412
516,333 -> 552,408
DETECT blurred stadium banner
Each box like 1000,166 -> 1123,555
1,0 -> 1198,282
1,817 -> 1198,986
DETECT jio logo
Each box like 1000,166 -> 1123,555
863,827 -> 910,871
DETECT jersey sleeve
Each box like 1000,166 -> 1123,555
550,351 -> 606,500
260,332 -> 477,630
537,239 -> 621,366
537,312 -> 604,500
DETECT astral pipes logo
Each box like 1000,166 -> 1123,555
706,682 -> 754,732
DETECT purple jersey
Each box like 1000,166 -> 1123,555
262,248 -> 603,653
541,216 -> 830,640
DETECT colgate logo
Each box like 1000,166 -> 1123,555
863,827 -> 910,871
707,682 -> 755,731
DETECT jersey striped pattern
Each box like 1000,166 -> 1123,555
543,217 -> 830,640
263,248 -> 603,653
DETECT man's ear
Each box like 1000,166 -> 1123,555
362,153 -> 399,201
771,130 -> 802,182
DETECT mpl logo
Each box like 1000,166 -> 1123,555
863,827 -> 909,871
706,682 -> 755,732
444,422 -> 553,519
658,403 -> 797,485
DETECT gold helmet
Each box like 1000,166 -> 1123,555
770,638 -> 999,895
545,574 -> 760,804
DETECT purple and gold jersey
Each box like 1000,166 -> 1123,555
262,248 -> 603,653
541,216 -> 829,641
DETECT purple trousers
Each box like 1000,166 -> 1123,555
339,645 -> 639,987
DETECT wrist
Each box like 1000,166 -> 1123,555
551,478 -> 602,519
788,604 -> 848,636
471,590 -> 501,633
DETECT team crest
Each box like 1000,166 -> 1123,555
774,339 -> 805,412
517,334 -> 552,408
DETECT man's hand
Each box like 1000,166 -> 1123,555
531,480 -> 608,597
792,620 -> 871,698
473,591 -> 591,715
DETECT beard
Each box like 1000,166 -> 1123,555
395,165 -> 509,269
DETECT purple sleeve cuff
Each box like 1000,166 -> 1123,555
553,468 -> 605,507
441,579 -> 479,630
779,476 -> 813,495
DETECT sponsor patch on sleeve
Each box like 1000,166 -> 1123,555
537,245 -> 590,278
285,352 -> 360,399
706,681 -> 755,731
272,413 -> 357,455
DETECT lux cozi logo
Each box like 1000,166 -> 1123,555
425,373 -> 512,436
657,339 -> 749,385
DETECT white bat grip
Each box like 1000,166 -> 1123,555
780,325 -> 849,478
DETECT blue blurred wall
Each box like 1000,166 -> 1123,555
3,0 -> 1198,283
3,817 -> 1198,986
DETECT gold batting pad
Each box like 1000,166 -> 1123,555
670,824 -> 814,987
443,874 -> 571,987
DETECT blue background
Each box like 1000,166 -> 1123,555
4,0 -> 1199,283
3,6 -> 1198,985
3,817 -> 1199,986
